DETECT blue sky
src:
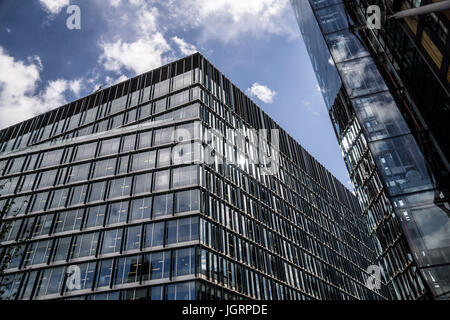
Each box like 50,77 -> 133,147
0,0 -> 351,187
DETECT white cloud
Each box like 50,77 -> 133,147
39,0 -> 70,14
163,0 -> 297,43
172,37 -> 198,56
246,83 -> 277,104
0,47 -> 81,128
98,7 -> 172,75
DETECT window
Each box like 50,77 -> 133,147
107,201 -> 129,225
131,150 -> 156,171
34,267 -> 65,297
166,217 -> 199,244
18,173 -> 36,192
54,209 -> 83,233
316,4 -> 350,34
154,169 -> 170,191
68,185 -> 88,206
67,163 -> 90,183
166,281 -> 195,300
114,255 -> 141,285
154,127 -> 174,146
150,285 -> 163,300
142,251 -> 170,281
75,142 -> 97,161
154,98 -> 167,113
53,236 -> 71,262
153,79 -> 169,98
70,232 -> 99,259
101,228 -> 123,254
172,247 -> 195,277
3,195 -> 30,217
139,103 -> 152,119
96,259 -> 113,288
37,170 -> 57,189
110,114 -> 124,130
0,177 -> 18,195
92,158 -> 116,178
175,190 -> 200,213
144,222 -> 164,248
133,172 -> 153,195
117,155 -> 130,174
175,122 -> 197,142
337,57 -> 388,98
169,90 -> 190,108
156,149 -> 171,169
153,193 -> 173,217
121,134 -> 136,152
49,188 -> 69,209
107,177 -> 131,199
138,131 -> 152,149
172,165 -> 198,188
30,192 -> 49,212
40,150 -> 62,168
32,214 -> 54,237
124,225 -> 142,251
23,240 -> 52,266
172,72 -> 192,91
84,205 -> 106,229
89,181 -> 107,203
99,138 -> 120,156
130,197 -> 152,221
172,104 -> 199,121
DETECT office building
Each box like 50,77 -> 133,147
291,0 -> 450,300
0,53 -> 386,300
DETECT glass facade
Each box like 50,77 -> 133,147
1,53 -> 385,300
291,0 -> 450,300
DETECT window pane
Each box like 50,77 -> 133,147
157,147 -> 171,167
173,247 -> 195,277
70,232 -> 99,259
54,209 -> 83,233
133,173 -> 152,195
68,185 -> 88,207
107,201 -> 129,225
53,237 -> 71,262
68,163 -> 90,183
101,228 -> 123,254
138,131 -> 152,149
172,165 -> 198,188
96,259 -> 113,288
75,142 -> 97,161
88,181 -> 107,202
92,158 -> 116,178
153,193 -> 173,217
84,205 -> 106,228
131,151 -> 156,171
114,256 -> 140,285
144,222 -> 164,248
125,226 -> 142,251
130,197 -> 152,221
108,177 -> 132,199
175,190 -> 199,213
154,170 -> 170,191
154,127 -> 174,146
121,134 -> 136,152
